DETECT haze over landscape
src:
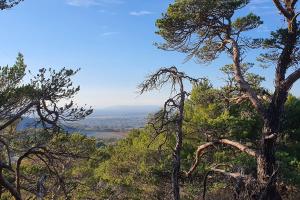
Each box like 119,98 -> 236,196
18,105 -> 160,139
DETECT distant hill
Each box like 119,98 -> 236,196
17,105 -> 160,139
91,105 -> 160,117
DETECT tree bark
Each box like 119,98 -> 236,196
257,137 -> 281,199
172,81 -> 185,200
172,140 -> 181,200
257,98 -> 287,200
257,136 -> 281,200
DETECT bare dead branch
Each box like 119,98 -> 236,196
139,66 -> 201,200
185,139 -> 257,177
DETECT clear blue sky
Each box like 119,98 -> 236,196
0,0 -> 299,108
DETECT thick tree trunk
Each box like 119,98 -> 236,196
257,117 -> 281,199
255,88 -> 289,200
257,137 -> 281,199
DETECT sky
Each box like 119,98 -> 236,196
0,0 -> 299,108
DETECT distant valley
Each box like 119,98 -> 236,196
18,105 -> 160,140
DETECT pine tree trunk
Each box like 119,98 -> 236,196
255,88 -> 290,200
256,120 -> 282,200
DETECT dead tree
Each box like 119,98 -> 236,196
139,66 -> 200,200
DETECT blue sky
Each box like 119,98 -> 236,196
0,0 -> 299,108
